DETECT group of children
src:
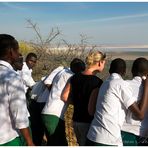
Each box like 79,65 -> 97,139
0,34 -> 148,146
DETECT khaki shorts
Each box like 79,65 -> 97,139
73,122 -> 90,146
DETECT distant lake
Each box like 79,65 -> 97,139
103,48 -> 148,61
104,48 -> 148,52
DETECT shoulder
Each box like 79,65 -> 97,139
70,73 -> 82,81
94,75 -> 102,81
54,68 -> 72,82
5,69 -> 23,90
105,75 -> 129,92
112,79 -> 133,96
92,75 -> 103,84
6,68 -> 20,80
11,72 -> 22,83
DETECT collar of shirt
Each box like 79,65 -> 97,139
110,73 -> 122,80
0,60 -> 14,70
23,62 -> 32,72
133,76 -> 143,83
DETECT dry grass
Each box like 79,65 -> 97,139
64,105 -> 79,146
110,52 -> 148,60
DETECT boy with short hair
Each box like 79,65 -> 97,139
0,34 -> 34,146
121,57 -> 148,146
86,58 -> 148,146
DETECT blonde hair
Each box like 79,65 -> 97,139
85,51 -> 106,67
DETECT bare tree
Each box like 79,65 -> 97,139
26,19 -> 62,79
26,19 -> 60,59
26,19 -> 110,81
25,19 -> 114,146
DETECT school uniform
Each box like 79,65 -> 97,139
41,68 -> 73,146
121,76 -> 148,146
18,62 -> 36,111
43,66 -> 64,86
86,73 -> 135,146
29,66 -> 64,145
0,60 -> 29,145
36,66 -> 64,103
19,62 -> 35,93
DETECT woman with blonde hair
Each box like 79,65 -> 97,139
61,50 -> 106,146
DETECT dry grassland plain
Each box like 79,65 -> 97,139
110,51 -> 148,60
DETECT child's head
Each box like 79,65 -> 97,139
70,58 -> 85,74
26,52 -> 37,69
132,57 -> 148,77
0,34 -> 19,63
109,58 -> 126,76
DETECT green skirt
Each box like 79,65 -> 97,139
121,131 -> 138,146
0,137 -> 22,146
42,114 -> 68,146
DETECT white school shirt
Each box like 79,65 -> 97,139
19,62 -> 35,93
43,66 -> 64,85
42,68 -> 73,120
87,73 -> 135,146
122,76 -> 148,137
0,60 -> 29,144
36,66 -> 64,103
16,69 -> 30,118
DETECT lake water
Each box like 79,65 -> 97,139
103,48 -> 148,52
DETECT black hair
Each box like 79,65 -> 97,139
132,57 -> 148,77
109,58 -> 126,76
70,58 -> 85,74
26,52 -> 37,61
0,34 -> 18,57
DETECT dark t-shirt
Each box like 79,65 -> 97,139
70,73 -> 103,123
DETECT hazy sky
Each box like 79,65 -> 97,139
1,2 -> 148,45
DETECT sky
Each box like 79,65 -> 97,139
1,2 -> 148,46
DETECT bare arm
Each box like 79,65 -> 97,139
129,76 -> 148,120
20,128 -> 34,146
61,82 -> 71,102
88,87 -> 99,116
